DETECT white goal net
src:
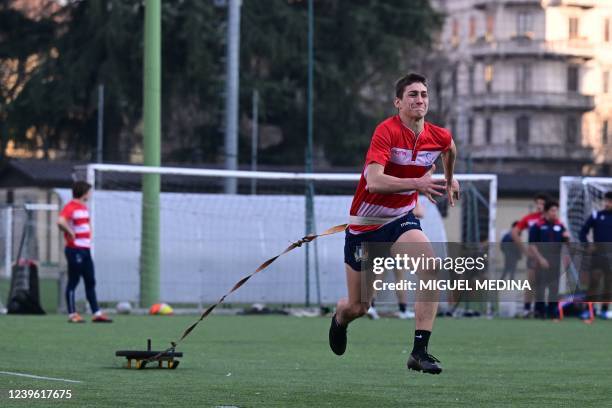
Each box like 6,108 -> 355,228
560,177 -> 612,242
65,164 -> 496,307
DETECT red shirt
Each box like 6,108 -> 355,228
349,116 -> 452,233
60,200 -> 91,249
515,211 -> 542,234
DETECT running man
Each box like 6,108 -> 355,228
58,181 -> 112,323
511,193 -> 549,317
328,73 -> 460,374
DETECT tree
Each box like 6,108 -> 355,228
1,0 -> 444,167
240,0 -> 444,166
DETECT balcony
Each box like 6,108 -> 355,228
545,0 -> 594,8
474,0 -> 543,10
469,144 -> 593,161
470,38 -> 594,60
470,92 -> 595,111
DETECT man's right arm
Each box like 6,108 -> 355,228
57,215 -> 75,240
365,163 -> 446,202
511,222 -> 528,256
528,243 -> 548,269
527,225 -> 548,269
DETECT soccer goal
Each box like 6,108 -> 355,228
560,177 -> 612,242
73,164 -> 497,308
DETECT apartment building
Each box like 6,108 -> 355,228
432,0 -> 612,175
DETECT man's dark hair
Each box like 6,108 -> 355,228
534,193 -> 550,202
544,200 -> 559,212
395,73 -> 427,99
511,221 -> 519,228
72,181 -> 92,199
605,191 -> 612,200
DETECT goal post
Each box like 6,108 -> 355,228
79,164 -> 497,307
560,176 -> 612,242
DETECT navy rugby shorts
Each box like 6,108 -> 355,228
344,211 -> 422,272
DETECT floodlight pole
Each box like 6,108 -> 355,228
140,0 -> 161,307
304,0 -> 317,307
224,0 -> 242,194
250,89 -> 259,195
96,84 -> 104,163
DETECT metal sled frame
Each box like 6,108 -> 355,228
115,339 -> 183,369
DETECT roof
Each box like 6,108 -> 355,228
0,159 -> 565,197
0,159 -> 80,188
496,173 -> 561,198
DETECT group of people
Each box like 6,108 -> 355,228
501,191 -> 612,320
56,71 -> 608,377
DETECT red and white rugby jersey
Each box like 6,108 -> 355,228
349,115 -> 452,233
60,200 -> 91,249
515,211 -> 543,233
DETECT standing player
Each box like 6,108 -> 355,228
511,193 -> 549,317
528,201 -> 569,319
57,181 -> 112,323
579,191 -> 612,318
500,221 -> 521,280
328,73 -> 460,374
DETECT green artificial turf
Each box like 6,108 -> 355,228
0,315 -> 610,407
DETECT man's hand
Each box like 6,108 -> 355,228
538,257 -> 549,269
416,164 -> 446,204
447,178 -> 460,207
57,216 -> 75,240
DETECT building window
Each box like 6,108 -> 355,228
516,116 -> 530,148
517,64 -> 532,93
605,18 -> 610,43
569,17 -> 579,40
469,16 -> 476,42
468,117 -> 474,145
486,13 -> 495,41
485,64 -> 494,93
604,71 -> 610,94
566,117 -> 579,145
517,12 -> 532,37
485,118 -> 492,144
602,120 -> 609,145
468,65 -> 475,95
567,65 -> 579,92
452,18 -> 459,46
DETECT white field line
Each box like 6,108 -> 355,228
0,371 -> 82,384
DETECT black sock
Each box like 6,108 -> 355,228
412,330 -> 431,355
370,299 -> 376,308
602,304 -> 608,313
333,314 -> 346,328
398,303 -> 407,313
524,302 -> 531,311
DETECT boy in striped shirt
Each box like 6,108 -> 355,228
58,181 -> 112,323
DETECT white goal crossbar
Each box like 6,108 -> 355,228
84,164 -> 497,244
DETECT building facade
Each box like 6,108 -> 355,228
433,0 -> 612,175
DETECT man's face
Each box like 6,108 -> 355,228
535,198 -> 546,213
81,190 -> 91,202
394,82 -> 428,120
604,197 -> 612,211
545,206 -> 558,222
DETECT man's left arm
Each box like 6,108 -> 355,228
441,139 -> 460,207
